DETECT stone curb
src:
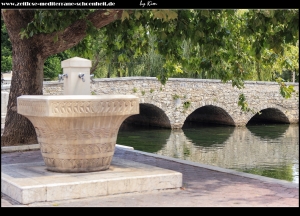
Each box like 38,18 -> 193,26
1,143 -> 133,153
115,144 -> 134,149
1,144 -> 40,153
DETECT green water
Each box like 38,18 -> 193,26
117,123 -> 299,183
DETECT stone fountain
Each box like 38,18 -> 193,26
17,57 -> 139,172
1,57 -> 181,204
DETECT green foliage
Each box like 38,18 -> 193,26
276,77 -> 295,99
121,11 -> 130,22
152,9 -> 178,22
1,53 -> 12,72
19,10 -> 96,40
67,35 -> 95,60
141,90 -> 145,96
132,87 -> 137,93
183,101 -> 191,110
238,93 -> 250,112
150,88 -> 154,93
1,19 -> 12,72
1,19 -> 11,49
43,56 -> 62,80
241,164 -> 294,182
4,9 -> 299,85
44,52 -> 71,80
172,94 -> 181,100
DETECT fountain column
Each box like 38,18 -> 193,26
60,57 -> 91,95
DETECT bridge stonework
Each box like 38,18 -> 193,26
37,77 -> 298,129
2,77 -> 296,129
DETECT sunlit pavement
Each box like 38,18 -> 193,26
1,146 -> 299,207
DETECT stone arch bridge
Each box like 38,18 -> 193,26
2,77 -> 299,129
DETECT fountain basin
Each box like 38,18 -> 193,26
17,95 -> 139,173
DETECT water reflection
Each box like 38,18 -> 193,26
117,123 -> 170,152
182,122 -> 235,147
117,124 -> 299,183
246,123 -> 289,140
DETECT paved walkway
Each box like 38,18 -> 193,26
1,147 -> 299,207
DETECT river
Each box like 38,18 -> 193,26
117,123 -> 299,183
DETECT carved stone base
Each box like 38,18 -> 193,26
43,156 -> 113,173
17,95 -> 139,173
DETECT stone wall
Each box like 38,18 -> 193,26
2,77 -> 299,129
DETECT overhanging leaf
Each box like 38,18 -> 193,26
121,11 -> 130,22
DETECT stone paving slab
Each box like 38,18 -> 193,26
1,146 -> 299,207
1,156 -> 181,205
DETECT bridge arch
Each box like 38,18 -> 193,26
246,105 -> 290,125
120,103 -> 172,128
183,102 -> 236,127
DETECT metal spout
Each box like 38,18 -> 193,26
78,73 -> 85,82
58,74 -> 68,82
90,74 -> 95,84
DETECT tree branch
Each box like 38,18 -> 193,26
1,10 -> 34,42
39,10 -> 124,58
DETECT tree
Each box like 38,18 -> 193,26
1,9 -> 298,146
1,9 -> 126,146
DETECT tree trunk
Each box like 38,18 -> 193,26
90,53 -> 102,75
256,61 -> 261,81
1,41 -> 45,146
107,62 -> 112,78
